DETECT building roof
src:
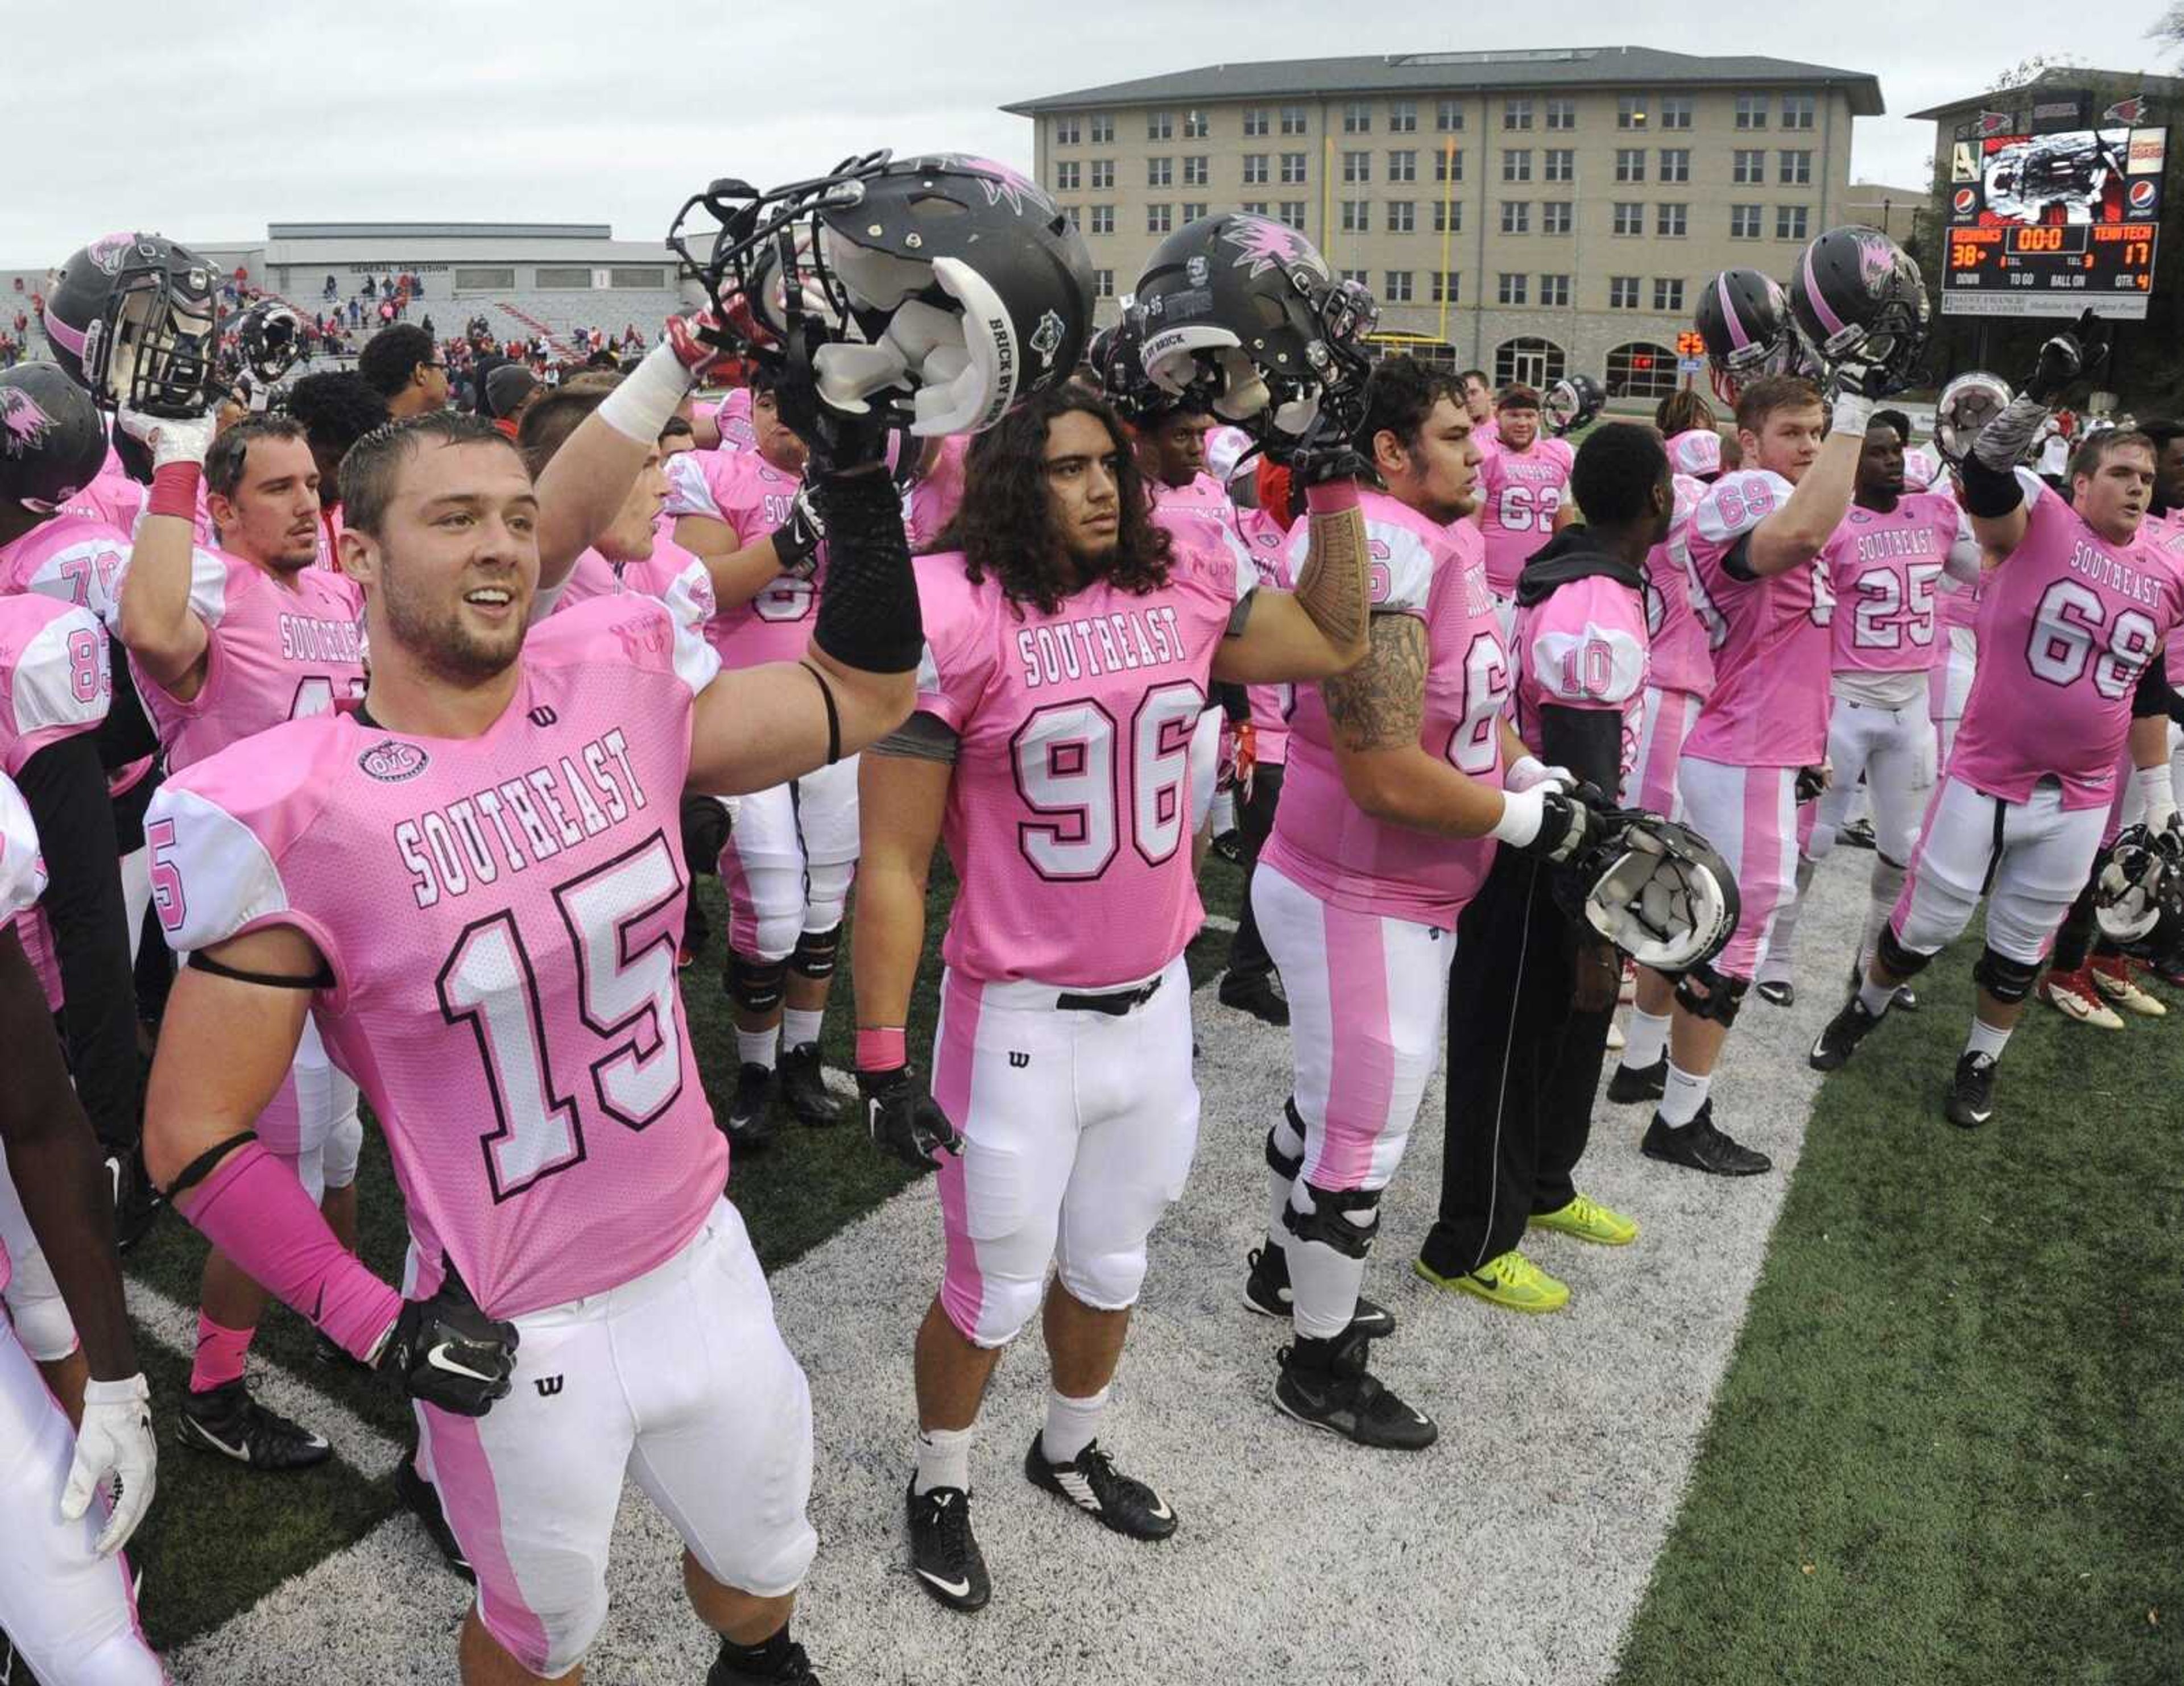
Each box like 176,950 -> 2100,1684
267,221 -> 614,241
1906,67 -> 2184,122
1006,46 -> 1884,117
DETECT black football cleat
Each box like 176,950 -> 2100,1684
1273,1329 -> 1437,1452
1240,1242 -> 1395,1339
177,1380 -> 331,1472
1641,1101 -> 1772,1176
1809,994 -> 1883,1072
1838,817 -> 1878,851
395,1458 -> 474,1583
1754,979 -> 1795,1008
1024,1435 -> 1177,1540
1945,1051 -> 1997,1129
1606,1055 -> 1667,1105
776,1043 -> 842,1127
904,1479 -> 990,1613
724,1063 -> 776,1151
1217,969 -> 1290,1027
709,1635 -> 821,1684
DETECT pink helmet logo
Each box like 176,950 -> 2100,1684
1219,215 -> 1326,281
0,387 -> 55,458
84,232 -> 139,276
1953,188 -> 1977,215
2129,180 -> 2158,212
938,155 -> 1053,219
1855,233 -> 1900,292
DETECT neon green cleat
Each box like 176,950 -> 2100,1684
1530,1193 -> 1639,1247
1413,1248 -> 1570,1314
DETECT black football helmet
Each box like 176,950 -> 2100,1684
667,150 -> 1093,436
1087,304 -> 1165,423
1694,269 -> 1808,403
2094,825 -> 2170,944
0,363 -> 108,511
1788,226 -> 1930,396
1543,373 -> 1606,437
1933,371 -> 2015,467
43,233 -> 220,418
1131,213 -> 1378,443
1556,810 -> 1741,975
229,300 -> 307,391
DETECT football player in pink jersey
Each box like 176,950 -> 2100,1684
669,366 -> 854,1141
0,772 -> 163,1686
854,357 -> 1375,1599
1754,416 -> 1974,1006
1459,368 -> 1501,457
111,412 -> 361,1473
1813,319 -> 2184,1129
1472,384 -> 1577,627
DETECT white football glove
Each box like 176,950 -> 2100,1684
62,1373 -> 157,1556
1505,755 -> 1574,796
118,407 -> 218,469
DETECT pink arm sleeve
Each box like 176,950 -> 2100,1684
183,1140 -> 403,1362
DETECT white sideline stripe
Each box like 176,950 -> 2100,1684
164,856 -> 1867,1685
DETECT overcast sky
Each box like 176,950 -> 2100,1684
3,0 -> 2172,265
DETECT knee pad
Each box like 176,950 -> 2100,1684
1673,965 -> 1746,1027
1281,1181 -> 1383,1260
6,1274 -> 78,1364
803,858 -> 855,934
1973,945 -> 2040,1004
1056,1242 -> 1151,1314
789,922 -> 842,983
727,953 -> 788,1016
680,793 -> 730,875
322,1105 -> 363,1192
1264,1111 -> 1305,1181
1876,921 -> 1934,980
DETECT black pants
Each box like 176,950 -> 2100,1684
1420,849 -> 1617,1275
1226,764 -> 1285,983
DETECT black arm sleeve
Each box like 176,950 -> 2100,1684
811,465 -> 923,674
1213,681 -> 1252,723
1718,532 -> 1759,583
2131,654 -> 2184,726
1956,451 -> 2029,519
13,733 -> 143,1157
1536,703 -> 1626,800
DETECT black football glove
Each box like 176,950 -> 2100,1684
1264,408 -> 1370,486
1794,764 -> 1829,804
770,483 -> 826,578
378,1260 -> 519,1418
1512,781 -> 1609,865
2024,310 -> 2108,405
857,1064 -> 964,1171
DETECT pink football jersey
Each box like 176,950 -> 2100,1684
911,529 -> 1252,988
906,433 -> 970,552
664,448 -> 816,668
135,548 -> 368,773
1151,472 -> 1232,524
556,539 -> 718,628
146,596 -> 730,1319
1471,416 -> 1501,458
1677,469 -> 1834,768
0,512 -> 133,624
712,387 -> 757,453
0,768 -> 43,1294
1953,486 -> 2184,809
1260,490 -> 1507,926
1821,492 -> 1962,676
1641,476 -> 1714,700
64,467 -> 213,546
1234,506 -> 1296,767
1475,438 -> 1574,597
1511,573 -> 1649,784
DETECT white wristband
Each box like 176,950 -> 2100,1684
596,342 -> 694,445
1830,392 -> 1875,436
1488,784 -> 1545,847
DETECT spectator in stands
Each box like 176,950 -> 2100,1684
357,322 -> 447,419
420,313 -> 435,342
485,363 -> 538,440
346,297 -> 361,329
323,274 -> 338,300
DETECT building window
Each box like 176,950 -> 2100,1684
1735,93 -> 1767,130
1182,201 -> 1207,223
1093,268 -> 1114,298
1281,152 -> 1309,183
1776,205 -> 1810,241
1544,148 -> 1574,183
1540,274 -> 1570,307
1504,98 -> 1533,130
456,267 -> 516,290
609,266 -> 665,288
1653,277 -> 1685,313
1243,154 -> 1268,185
1660,148 -> 1691,184
1389,100 -> 1417,132
1090,113 -> 1114,143
1730,204 -> 1762,239
1433,200 -> 1464,234
1341,199 -> 1370,234
1387,200 -> 1416,233
1241,200 -> 1269,216
535,266 -> 593,289
1661,95 -> 1693,130
1184,108 -> 1209,139
1055,161 -> 1079,192
1546,97 -> 1577,131
1608,276 -> 1640,309
1344,101 -> 1371,134
1281,105 -> 1308,135
1147,157 -> 1172,187
1383,270 -> 1414,303
1435,147 -> 1465,183
1436,98 -> 1466,131
1147,204 -> 1172,234
1618,95 -> 1648,129
1614,148 -> 1645,183
1495,335 -> 1566,388
1056,117 -> 1081,146
1343,150 -> 1370,184
1498,272 -> 1528,305
1612,202 -> 1643,236
1432,270 -> 1461,304
1388,148 -> 1417,183
1782,93 -> 1816,130
1244,107 -> 1269,137
1732,149 -> 1764,185
1779,150 -> 1813,186
1608,341 -> 1677,398
1339,267 -> 1368,288
1503,148 -> 1532,183
1089,206 -> 1114,235
1182,155 -> 1208,187
1147,110 -> 1173,140
1542,201 -> 1573,235
1656,202 -> 1688,237
1091,159 -> 1114,189
1502,201 -> 1532,234
1279,201 -> 1307,230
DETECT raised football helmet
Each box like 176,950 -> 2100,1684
230,300 -> 307,391
0,363 -> 107,511
1558,811 -> 1740,974
1788,225 -> 1930,396
1131,213 -> 1377,442
666,151 -> 1093,437
43,233 -> 220,418
2094,825 -> 2170,944
1933,371 -> 2014,467
1543,373 -> 1606,437
1695,269 -> 1805,402
1086,304 -> 1161,422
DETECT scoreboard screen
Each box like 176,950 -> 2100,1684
1941,89 -> 2165,320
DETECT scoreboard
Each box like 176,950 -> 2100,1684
1940,89 -> 2165,320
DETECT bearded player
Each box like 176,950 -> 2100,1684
1812,317 -> 2184,1128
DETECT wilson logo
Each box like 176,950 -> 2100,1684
535,1376 -> 564,1398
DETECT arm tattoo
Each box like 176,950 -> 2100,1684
1290,503 -> 1370,652
1320,612 -> 1427,752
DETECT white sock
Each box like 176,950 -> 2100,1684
781,1007 -> 824,1051
1040,1385 -> 1110,1465
913,1424 -> 974,1496
1621,1008 -> 1670,1070
736,1026 -> 780,1070
1266,1112 -> 1305,1243
1964,1018 -> 2012,1061
1862,860 -> 1906,970
1857,975 -> 1897,1018
1659,1061 -> 1709,1127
